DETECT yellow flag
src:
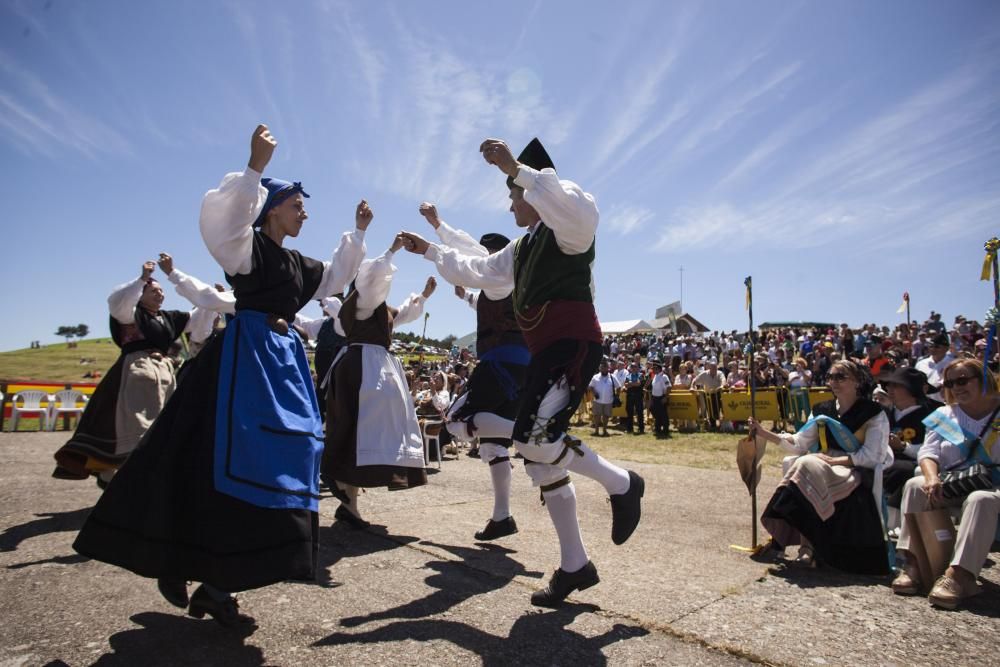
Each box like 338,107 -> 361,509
896,300 -> 907,314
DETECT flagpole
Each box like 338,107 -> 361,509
905,293 -> 910,329
745,276 -> 758,548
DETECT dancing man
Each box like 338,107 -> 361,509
401,137 -> 645,607
417,202 -> 527,541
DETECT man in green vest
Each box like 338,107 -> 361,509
399,137 -> 645,607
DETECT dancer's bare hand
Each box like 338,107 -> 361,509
156,253 -> 173,275
355,200 -> 374,230
479,138 -> 519,177
248,124 -> 276,173
398,231 -> 429,255
454,285 -> 466,299
422,276 -> 437,298
418,202 -> 440,229
141,261 -> 156,280
390,233 -> 406,253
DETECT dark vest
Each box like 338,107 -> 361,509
339,290 -> 392,350
812,398 -> 883,433
476,292 -> 524,355
887,405 -> 932,445
109,307 -> 190,355
226,231 -> 325,322
315,317 -> 346,355
512,224 -> 594,317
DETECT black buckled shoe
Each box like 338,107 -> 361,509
157,577 -> 189,609
610,471 -> 645,545
187,585 -> 257,632
530,561 -> 600,607
335,504 -> 370,530
474,516 -> 518,541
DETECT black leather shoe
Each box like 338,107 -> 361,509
610,471 -> 644,545
157,577 -> 189,608
474,516 -> 518,541
187,585 -> 257,632
530,561 -> 600,607
335,504 -> 370,530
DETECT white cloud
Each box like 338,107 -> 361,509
604,204 -> 654,236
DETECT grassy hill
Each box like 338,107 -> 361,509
0,338 -> 121,383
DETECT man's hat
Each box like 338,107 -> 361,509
879,367 -> 928,399
479,233 -> 511,252
931,333 -> 950,347
507,138 -> 555,189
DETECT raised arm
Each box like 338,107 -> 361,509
420,202 -> 490,258
513,166 -> 598,255
108,262 -> 154,324
159,253 -> 236,314
199,126 -> 274,276
399,231 -> 516,292
395,277 -> 437,327
310,200 -> 371,300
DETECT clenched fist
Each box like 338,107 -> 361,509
248,124 -> 277,173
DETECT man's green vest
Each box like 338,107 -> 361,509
512,223 -> 595,317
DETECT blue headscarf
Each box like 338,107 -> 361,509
252,178 -> 310,227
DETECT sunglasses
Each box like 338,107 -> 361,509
827,372 -> 851,382
942,376 -> 976,389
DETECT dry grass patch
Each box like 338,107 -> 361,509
575,428 -> 786,471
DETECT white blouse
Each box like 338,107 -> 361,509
198,167 -> 366,300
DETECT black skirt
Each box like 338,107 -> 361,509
762,479 -> 890,576
73,333 -> 319,593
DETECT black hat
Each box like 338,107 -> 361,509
931,333 -> 950,347
479,233 -> 511,252
879,367 -> 927,399
506,138 -> 555,189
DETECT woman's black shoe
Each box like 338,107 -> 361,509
335,504 -> 370,530
187,585 -> 257,631
157,577 -> 189,608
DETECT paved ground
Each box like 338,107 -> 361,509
0,432 -> 997,666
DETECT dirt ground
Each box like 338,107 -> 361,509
1,432 -> 997,666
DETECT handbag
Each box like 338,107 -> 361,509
938,404 -> 1000,500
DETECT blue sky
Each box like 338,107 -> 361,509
1,0 -> 998,352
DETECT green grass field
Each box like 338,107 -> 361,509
0,338 -> 120,384
581,427 -> 785,471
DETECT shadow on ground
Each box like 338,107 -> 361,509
316,602 -> 649,666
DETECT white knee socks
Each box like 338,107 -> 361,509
543,483 -> 589,573
488,460 -> 513,521
564,440 -> 630,496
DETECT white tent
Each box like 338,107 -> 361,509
600,319 -> 654,334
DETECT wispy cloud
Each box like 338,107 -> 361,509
604,204 -> 655,236
0,48 -> 133,159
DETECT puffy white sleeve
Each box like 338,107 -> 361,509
423,241 -> 515,292
310,229 -> 367,300
917,428 -> 944,464
514,166 -> 598,255
108,277 -> 146,324
394,293 -> 426,327
435,220 -> 490,258
778,424 -> 815,456
199,168 -> 268,276
849,411 -> 893,469
167,268 -> 236,314
294,313 -> 326,340
354,250 -> 397,320
185,307 -> 219,345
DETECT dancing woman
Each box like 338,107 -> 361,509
73,125 -> 368,630
322,232 -> 437,528
53,260 -> 206,487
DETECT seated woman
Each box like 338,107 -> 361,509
891,358 -> 1000,609
749,359 -> 892,574
879,367 -> 933,529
